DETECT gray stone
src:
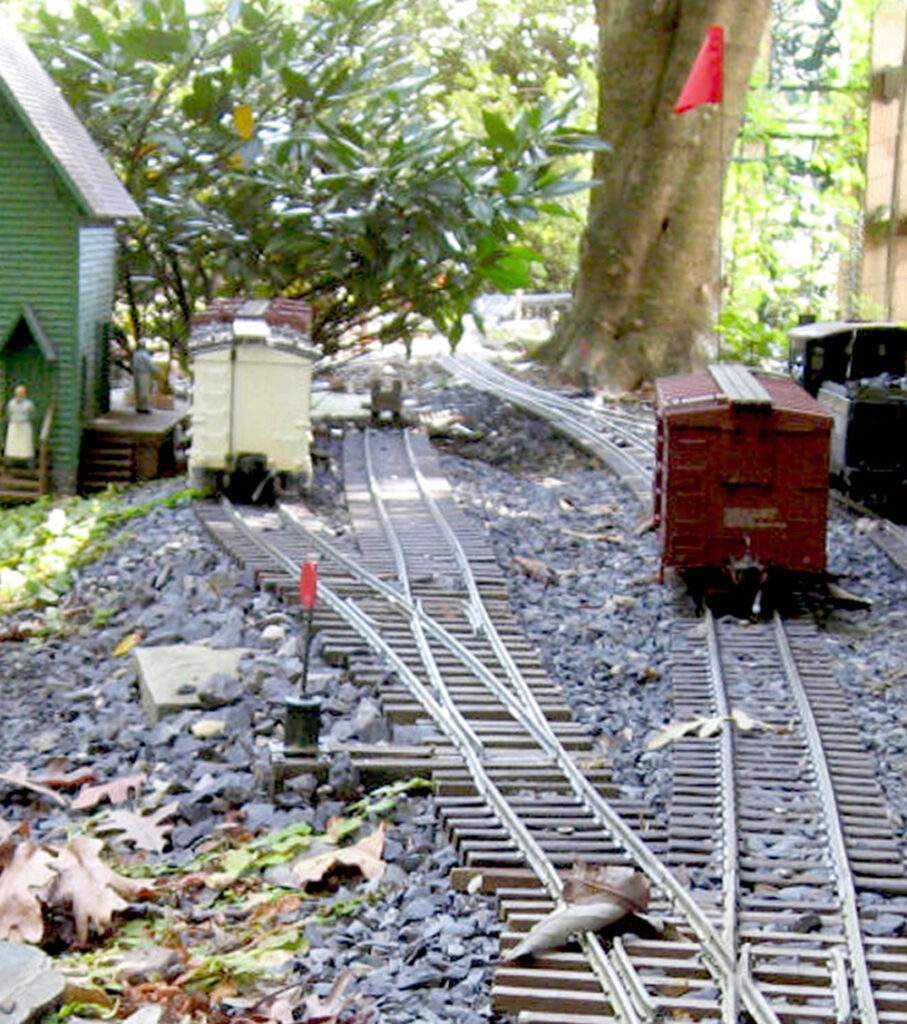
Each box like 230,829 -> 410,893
351,697 -> 388,743
208,607 -> 246,649
197,672 -> 245,708
327,750 -> 360,799
114,947 -> 184,983
864,913 -> 905,937
133,645 -> 250,723
0,943 -> 64,1024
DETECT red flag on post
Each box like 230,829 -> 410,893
674,25 -> 724,114
300,561 -> 318,611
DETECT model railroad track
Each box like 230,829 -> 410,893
193,428 -> 843,1024
433,357 -> 907,1017
671,610 -> 907,1024
440,353 -> 655,506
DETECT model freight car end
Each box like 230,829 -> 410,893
789,321 -> 907,514
654,364 -> 832,603
188,297 -> 317,502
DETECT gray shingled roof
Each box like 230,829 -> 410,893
0,15 -> 140,220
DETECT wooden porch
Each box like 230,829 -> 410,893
79,400 -> 190,493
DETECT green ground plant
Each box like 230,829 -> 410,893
0,487 -> 196,616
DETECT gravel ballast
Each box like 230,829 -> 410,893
1,351 -> 906,1021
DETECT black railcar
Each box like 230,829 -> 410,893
788,321 -> 907,514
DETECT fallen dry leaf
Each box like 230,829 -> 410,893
503,864 -> 650,962
72,772 -> 148,811
0,841 -> 57,943
291,823 -> 386,889
646,709 -> 781,750
53,836 -> 144,944
96,801 -> 180,853
561,528 -> 624,544
0,763 -> 67,806
113,630 -> 144,657
267,994 -> 297,1024
510,555 -> 560,586
563,863 -> 650,911
32,762 -> 97,790
502,901 -> 631,962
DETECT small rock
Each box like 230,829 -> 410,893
191,718 -> 227,739
351,697 -> 388,743
197,672 -> 244,708
208,607 -> 245,649
0,942 -> 64,1024
864,913 -> 906,937
327,750 -> 360,799
115,947 -> 184,983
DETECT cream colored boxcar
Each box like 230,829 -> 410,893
188,298 -> 317,498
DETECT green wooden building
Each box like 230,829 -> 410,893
0,17 -> 140,495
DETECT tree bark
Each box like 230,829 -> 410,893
544,0 -> 772,391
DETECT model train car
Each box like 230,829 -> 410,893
188,297 -> 317,501
789,321 -> 907,513
654,364 -> 831,597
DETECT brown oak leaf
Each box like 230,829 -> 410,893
0,763 -> 67,806
0,841 -> 57,943
96,801 -> 180,853
52,836 -> 143,944
563,862 -> 650,911
290,823 -> 386,889
32,760 -> 97,790
503,864 -> 651,962
71,773 -> 147,811
510,555 -> 560,586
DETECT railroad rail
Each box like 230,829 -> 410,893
196,421 -> 907,1022
672,610 -> 907,1024
434,356 -> 907,1018
439,352 -> 654,506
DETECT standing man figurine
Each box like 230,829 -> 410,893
133,344 -> 153,413
4,383 -> 35,464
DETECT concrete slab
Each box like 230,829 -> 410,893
310,390 -> 371,424
0,943 -> 64,1024
133,645 -> 249,723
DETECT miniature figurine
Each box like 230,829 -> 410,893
4,383 -> 35,464
133,344 -> 153,413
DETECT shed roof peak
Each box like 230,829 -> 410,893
0,16 -> 140,221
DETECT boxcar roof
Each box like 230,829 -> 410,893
656,366 -> 827,419
189,321 -> 319,360
788,320 -> 907,355
0,17 -> 140,220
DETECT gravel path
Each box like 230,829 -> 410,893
2,351 -> 907,1022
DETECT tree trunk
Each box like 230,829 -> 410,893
544,0 -> 772,391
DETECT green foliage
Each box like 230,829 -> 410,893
37,780 -> 427,1007
0,487 -> 196,615
21,0 -> 600,355
348,777 -> 434,817
721,0 -> 872,362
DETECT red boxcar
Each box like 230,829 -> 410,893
654,364 -> 832,577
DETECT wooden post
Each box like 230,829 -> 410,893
884,9 -> 907,318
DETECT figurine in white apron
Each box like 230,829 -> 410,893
4,384 -> 35,464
